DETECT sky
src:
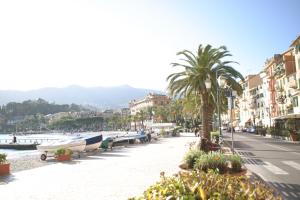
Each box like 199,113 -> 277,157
0,0 -> 299,91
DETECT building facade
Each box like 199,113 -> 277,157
129,93 -> 171,115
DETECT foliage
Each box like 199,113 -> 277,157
228,154 -> 243,172
130,170 -> 281,200
285,118 -> 296,131
183,148 -> 205,168
159,128 -> 167,137
0,98 -> 85,118
49,116 -> 104,131
194,152 -> 227,174
0,153 -> 7,164
54,148 -> 73,157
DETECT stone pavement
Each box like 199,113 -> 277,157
0,133 -> 196,200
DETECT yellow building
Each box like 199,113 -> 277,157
129,93 -> 171,115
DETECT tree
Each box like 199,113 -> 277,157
167,44 -> 243,140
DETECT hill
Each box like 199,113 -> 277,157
0,85 -> 164,109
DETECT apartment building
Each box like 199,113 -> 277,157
237,35 -> 300,128
239,75 -> 260,127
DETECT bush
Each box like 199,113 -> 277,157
54,148 -> 73,157
194,152 -> 227,174
130,170 -> 281,200
0,153 -> 7,164
228,154 -> 243,172
183,148 -> 204,168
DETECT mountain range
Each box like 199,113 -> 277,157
0,85 -> 164,109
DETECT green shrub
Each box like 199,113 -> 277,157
130,170 -> 281,200
0,153 -> 7,164
228,154 -> 243,172
54,148 -> 73,157
194,152 -> 227,174
183,148 -> 204,168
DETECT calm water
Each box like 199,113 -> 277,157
0,131 -> 132,158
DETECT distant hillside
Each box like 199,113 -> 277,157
0,85 -> 164,109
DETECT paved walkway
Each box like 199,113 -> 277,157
0,133 -> 196,200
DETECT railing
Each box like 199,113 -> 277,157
0,138 -> 58,144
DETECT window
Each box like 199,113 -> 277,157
298,79 -> 300,89
293,96 -> 299,107
298,58 -> 300,69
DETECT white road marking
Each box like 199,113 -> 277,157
287,184 -> 294,189
263,162 -> 288,175
282,191 -> 289,196
266,144 -> 300,156
278,183 -> 286,188
282,161 -> 300,171
290,192 -> 298,198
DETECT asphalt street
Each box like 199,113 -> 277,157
223,131 -> 300,200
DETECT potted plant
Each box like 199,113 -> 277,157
0,153 -> 10,176
285,119 -> 299,141
54,148 -> 73,161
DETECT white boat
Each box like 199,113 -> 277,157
37,138 -> 86,160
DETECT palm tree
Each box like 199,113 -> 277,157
137,110 -> 146,129
167,44 -> 243,140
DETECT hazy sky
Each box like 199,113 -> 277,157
0,0 -> 299,91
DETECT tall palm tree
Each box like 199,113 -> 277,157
167,44 -> 244,140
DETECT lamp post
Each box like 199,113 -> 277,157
205,78 -> 211,138
266,107 -> 271,127
217,75 -> 226,144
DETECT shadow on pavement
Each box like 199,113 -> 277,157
0,174 -> 16,185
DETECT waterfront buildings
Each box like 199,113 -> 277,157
237,35 -> 300,128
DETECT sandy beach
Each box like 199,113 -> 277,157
0,133 -> 196,200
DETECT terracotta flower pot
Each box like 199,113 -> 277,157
0,163 -> 10,176
56,155 -> 71,162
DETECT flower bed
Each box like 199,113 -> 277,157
130,170 -> 281,200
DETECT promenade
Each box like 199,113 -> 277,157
0,133 -> 196,200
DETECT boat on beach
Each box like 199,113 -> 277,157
37,138 -> 86,160
76,134 -> 103,151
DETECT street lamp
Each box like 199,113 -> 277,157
266,107 -> 272,127
205,77 -> 211,89
217,75 -> 226,144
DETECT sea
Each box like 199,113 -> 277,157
0,131 -> 130,158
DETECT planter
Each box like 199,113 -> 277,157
0,163 -> 10,176
179,163 -> 189,170
290,132 -> 299,141
56,155 -> 71,162
228,168 -> 247,176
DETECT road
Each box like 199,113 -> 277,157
223,131 -> 300,200
0,133 -> 196,200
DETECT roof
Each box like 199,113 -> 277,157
290,35 -> 300,47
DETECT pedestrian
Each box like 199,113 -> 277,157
13,134 -> 17,143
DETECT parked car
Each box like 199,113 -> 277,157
247,126 -> 256,133
242,127 -> 248,132
234,127 -> 241,132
